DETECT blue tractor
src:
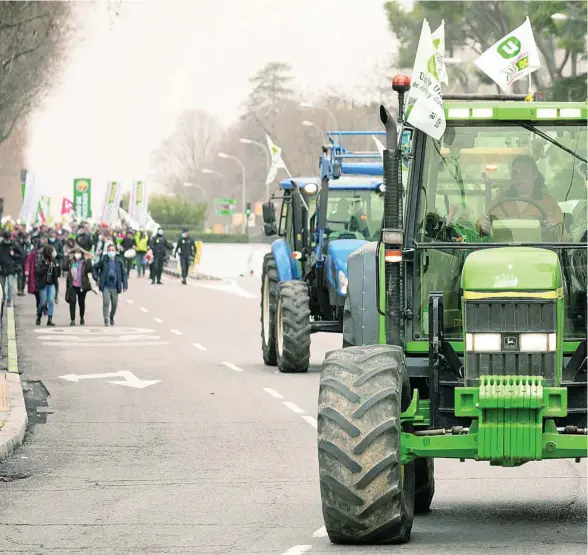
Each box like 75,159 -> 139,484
260,131 -> 387,372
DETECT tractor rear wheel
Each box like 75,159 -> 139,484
414,458 -> 435,513
276,281 -> 311,373
260,253 -> 278,366
318,345 -> 415,544
342,294 -> 355,348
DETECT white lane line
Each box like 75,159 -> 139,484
312,526 -> 327,538
154,317 -> 164,323
303,416 -> 318,429
126,299 -> 134,304
262,387 -> 284,399
283,401 -> 305,414
281,546 -> 312,555
193,343 -> 207,351
170,329 -> 183,336
140,307 -> 149,313
222,361 -> 243,373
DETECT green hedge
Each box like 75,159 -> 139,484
160,228 -> 250,243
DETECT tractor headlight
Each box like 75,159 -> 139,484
520,333 -> 557,352
465,333 -> 501,352
303,183 -> 318,195
338,270 -> 348,295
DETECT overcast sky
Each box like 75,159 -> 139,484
26,0 -> 405,215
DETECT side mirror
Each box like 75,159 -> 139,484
262,201 -> 276,225
263,223 -> 278,236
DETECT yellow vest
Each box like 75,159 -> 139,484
135,233 -> 148,252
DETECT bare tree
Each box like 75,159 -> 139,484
151,109 -> 224,193
0,2 -> 72,145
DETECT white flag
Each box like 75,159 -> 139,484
406,19 -> 446,141
474,17 -> 541,92
373,136 -> 385,158
265,134 -> 288,185
432,20 -> 448,85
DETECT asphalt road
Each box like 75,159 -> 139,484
0,271 -> 586,555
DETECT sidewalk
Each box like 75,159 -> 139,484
0,304 -> 28,461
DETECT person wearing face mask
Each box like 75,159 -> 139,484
64,248 -> 94,326
120,229 -> 136,276
76,224 -> 93,252
148,228 -> 168,285
92,243 -> 128,326
48,229 -> 64,304
35,245 -> 59,326
0,230 -> 23,307
16,233 -> 33,296
134,227 -> 149,278
174,228 -> 196,285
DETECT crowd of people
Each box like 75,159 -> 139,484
0,220 -> 198,327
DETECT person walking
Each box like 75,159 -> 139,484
48,229 -> 64,304
93,243 -> 128,326
134,227 -> 149,278
16,233 -> 33,296
64,247 -> 94,326
35,245 -> 59,326
120,229 -> 136,277
149,228 -> 168,285
0,230 -> 23,308
174,228 -> 196,285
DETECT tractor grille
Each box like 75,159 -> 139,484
464,299 -> 557,385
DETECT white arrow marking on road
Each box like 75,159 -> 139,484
140,307 -> 149,312
59,370 -> 161,388
170,329 -> 182,336
281,546 -> 312,555
303,416 -> 318,429
43,341 -> 169,348
312,526 -> 327,538
193,343 -> 207,351
263,387 -> 284,399
222,361 -> 243,372
126,299 -> 134,304
154,317 -> 164,323
107,371 -> 161,389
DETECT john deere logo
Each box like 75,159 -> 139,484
497,36 -> 521,59
503,335 -> 518,351
75,180 -> 89,193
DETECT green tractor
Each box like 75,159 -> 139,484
317,81 -> 588,544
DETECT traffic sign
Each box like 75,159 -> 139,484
215,198 -> 237,216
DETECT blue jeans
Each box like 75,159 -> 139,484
0,274 -> 16,302
135,252 -> 146,277
39,284 -> 56,317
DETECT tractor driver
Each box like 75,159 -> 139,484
328,198 -> 371,239
477,155 -> 564,238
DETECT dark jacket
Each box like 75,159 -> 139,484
92,255 -> 128,293
76,231 -> 93,252
121,237 -> 134,252
49,238 -> 64,264
0,240 -> 23,276
64,256 -> 93,294
174,236 -> 196,259
36,256 -> 59,288
149,235 -> 170,257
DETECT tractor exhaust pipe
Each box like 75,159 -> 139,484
380,104 -> 403,347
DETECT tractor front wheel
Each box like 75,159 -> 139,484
275,281 -> 311,373
260,253 -> 279,366
342,293 -> 355,348
318,345 -> 415,544
414,458 -> 435,513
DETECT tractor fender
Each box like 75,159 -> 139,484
326,239 -> 367,296
347,241 -> 379,346
271,239 -> 301,282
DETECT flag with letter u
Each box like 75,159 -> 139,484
474,17 -> 541,92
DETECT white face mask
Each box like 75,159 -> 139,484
74,253 -> 82,260
107,251 -> 116,259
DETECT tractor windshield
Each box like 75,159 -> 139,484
325,189 -> 384,241
412,121 -> 587,341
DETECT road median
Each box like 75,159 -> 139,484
0,306 -> 28,462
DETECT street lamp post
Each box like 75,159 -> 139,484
218,152 -> 247,234
299,101 -> 339,130
239,137 -> 271,199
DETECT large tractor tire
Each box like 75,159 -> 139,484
318,345 -> 415,545
260,253 -> 279,366
275,281 -> 311,373
342,294 -> 355,348
414,458 -> 435,514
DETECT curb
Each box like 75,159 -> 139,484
163,268 -> 220,281
0,307 -> 27,462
